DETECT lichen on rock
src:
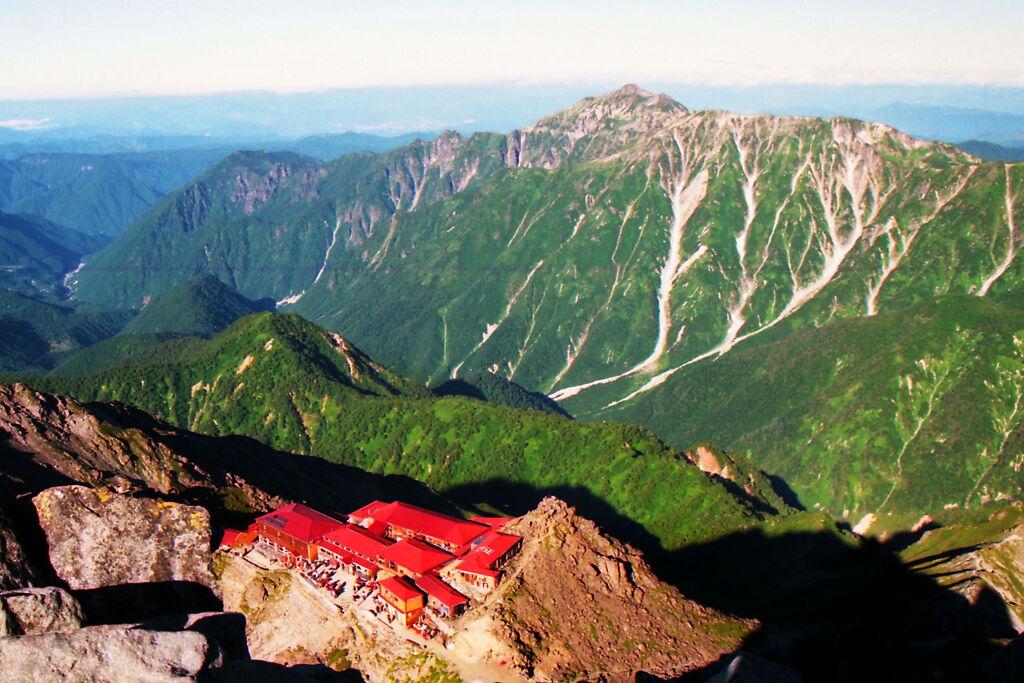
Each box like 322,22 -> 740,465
32,485 -> 216,592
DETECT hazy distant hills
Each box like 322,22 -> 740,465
0,132 -> 431,240
0,291 -> 132,373
0,150 -> 228,236
958,139 -> 1024,162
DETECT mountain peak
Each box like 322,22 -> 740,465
583,83 -> 686,113
514,84 -> 688,165
610,82 -> 647,97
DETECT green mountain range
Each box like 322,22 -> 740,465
0,290 -> 132,373
65,84 -> 1024,519
50,276 -> 270,376
18,311 -> 782,552
0,150 -> 229,236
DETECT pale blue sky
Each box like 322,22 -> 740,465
2,0 -> 1021,99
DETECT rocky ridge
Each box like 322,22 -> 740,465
449,496 -> 754,681
65,84 -> 1024,518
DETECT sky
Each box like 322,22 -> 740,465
2,0 -> 1023,100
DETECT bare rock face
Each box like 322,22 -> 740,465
0,626 -> 215,682
32,485 -> 216,592
0,586 -> 84,636
0,511 -> 40,591
449,496 -> 757,682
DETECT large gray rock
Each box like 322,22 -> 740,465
0,586 -> 84,635
0,626 -> 216,682
31,486 -> 216,592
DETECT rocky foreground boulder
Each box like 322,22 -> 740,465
0,626 -> 215,682
0,586 -> 84,636
32,485 -> 216,592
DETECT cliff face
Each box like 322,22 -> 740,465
0,382 -> 450,523
903,504 -> 1024,630
450,497 -> 754,681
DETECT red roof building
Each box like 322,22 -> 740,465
415,574 -> 469,618
318,524 -> 393,567
255,503 -> 345,560
347,500 -> 388,525
448,531 -> 523,589
316,545 -> 380,578
379,538 -> 453,577
218,528 -> 242,548
469,516 -> 513,530
349,500 -> 489,552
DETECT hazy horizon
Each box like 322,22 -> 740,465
3,0 -> 1022,101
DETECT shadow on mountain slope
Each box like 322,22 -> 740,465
447,478 -> 1019,681
663,528 -> 1017,682
443,478 -> 664,554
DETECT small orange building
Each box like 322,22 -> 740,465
378,576 -> 425,627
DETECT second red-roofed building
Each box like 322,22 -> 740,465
316,524 -> 393,578
379,538 -> 453,577
415,573 -> 469,618
254,503 -> 345,561
446,530 -> 523,590
349,500 -> 489,553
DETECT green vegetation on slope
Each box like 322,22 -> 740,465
0,212 -> 106,297
432,370 -> 570,416
51,276 -> 270,377
0,290 -> 133,373
0,148 -> 233,236
64,86 -> 1024,520
18,312 -> 770,550
608,294 -> 1024,518
121,275 -> 270,337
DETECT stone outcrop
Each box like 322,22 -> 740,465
32,485 -> 216,592
903,503 -> 1024,630
0,626 -> 216,682
0,587 -> 84,636
448,497 -> 756,682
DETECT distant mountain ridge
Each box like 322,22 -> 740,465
67,85 -> 1024,517
51,276 -> 269,376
